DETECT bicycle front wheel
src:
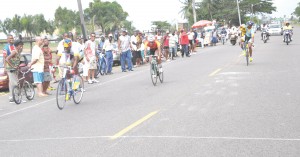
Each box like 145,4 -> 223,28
73,75 -> 84,104
24,81 -> 35,100
150,63 -> 158,86
12,85 -> 22,104
56,79 -> 67,110
158,67 -> 164,83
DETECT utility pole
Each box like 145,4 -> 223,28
192,0 -> 197,24
236,0 -> 241,26
77,0 -> 87,40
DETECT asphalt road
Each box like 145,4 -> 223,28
0,27 -> 300,157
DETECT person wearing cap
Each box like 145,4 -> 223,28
5,40 -> 23,102
103,33 -> 115,74
28,37 -> 47,97
283,22 -> 293,42
118,29 -> 133,72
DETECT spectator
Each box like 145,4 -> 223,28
173,31 -> 179,57
41,39 -> 53,95
77,37 -> 88,81
103,33 -> 114,74
187,29 -> 195,53
131,30 -> 142,67
169,32 -> 177,60
180,29 -> 190,57
5,40 -> 23,102
28,37 -> 47,97
84,32 -> 99,84
118,30 -> 133,72
163,30 -> 170,61
2,34 -> 15,62
98,35 -> 105,52
193,29 -> 198,52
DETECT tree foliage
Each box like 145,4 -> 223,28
151,21 -> 171,31
294,2 -> 300,17
84,0 -> 129,34
179,0 -> 277,26
54,6 -> 80,34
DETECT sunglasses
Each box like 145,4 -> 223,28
43,45 -> 49,47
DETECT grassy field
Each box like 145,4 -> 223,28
0,41 -> 59,53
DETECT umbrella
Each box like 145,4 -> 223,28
192,20 -> 212,28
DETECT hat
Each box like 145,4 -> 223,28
108,34 -> 113,37
166,30 -> 169,33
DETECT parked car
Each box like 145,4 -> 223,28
267,24 -> 282,36
0,54 -> 9,90
0,52 -> 33,90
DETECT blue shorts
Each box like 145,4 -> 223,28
33,72 -> 44,83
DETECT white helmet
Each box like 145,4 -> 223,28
148,35 -> 155,42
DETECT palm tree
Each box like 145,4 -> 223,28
179,0 -> 194,24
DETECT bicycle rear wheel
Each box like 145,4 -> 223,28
12,85 -> 22,104
150,63 -> 158,86
73,75 -> 84,104
24,81 -> 35,100
56,79 -> 67,110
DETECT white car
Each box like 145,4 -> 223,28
267,24 -> 282,36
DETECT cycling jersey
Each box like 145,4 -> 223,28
144,40 -> 161,53
57,49 -> 80,66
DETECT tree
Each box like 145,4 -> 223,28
84,0 -> 129,34
20,14 -> 33,37
294,2 -> 300,17
54,6 -> 80,34
0,18 -> 13,35
151,21 -> 171,31
11,15 -> 23,35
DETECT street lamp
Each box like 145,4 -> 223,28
236,0 -> 241,26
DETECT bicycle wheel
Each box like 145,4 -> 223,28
73,75 -> 84,104
100,59 -> 107,75
56,79 -> 67,110
12,85 -> 22,104
246,48 -> 249,66
150,63 -> 158,86
158,67 -> 164,83
24,81 -> 35,100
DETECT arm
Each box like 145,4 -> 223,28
5,51 -> 17,69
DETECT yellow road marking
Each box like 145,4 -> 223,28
111,110 -> 159,140
209,68 -> 222,77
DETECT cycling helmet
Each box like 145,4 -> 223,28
63,38 -> 72,48
246,21 -> 254,26
148,35 -> 155,42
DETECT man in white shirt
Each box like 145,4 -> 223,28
84,32 -> 99,84
28,37 -> 47,97
103,34 -> 115,74
169,32 -> 177,60
118,30 -> 133,72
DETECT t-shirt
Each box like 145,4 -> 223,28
169,35 -> 177,47
131,35 -> 138,51
3,44 -> 15,57
188,32 -> 194,40
119,35 -> 131,52
163,35 -> 170,47
84,40 -> 97,58
103,40 -> 115,51
31,45 -> 44,72
180,32 -> 189,45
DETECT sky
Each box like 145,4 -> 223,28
0,0 -> 298,31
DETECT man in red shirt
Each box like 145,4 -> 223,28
163,31 -> 170,61
180,29 -> 190,57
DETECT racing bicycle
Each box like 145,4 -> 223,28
146,55 -> 163,86
56,66 -> 84,110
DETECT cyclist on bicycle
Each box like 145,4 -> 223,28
56,39 -> 80,77
143,35 -> 162,71
240,21 -> 255,62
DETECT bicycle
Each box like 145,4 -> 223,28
146,55 -> 163,86
56,66 -> 84,110
12,68 -> 35,104
95,51 -> 107,77
243,39 -> 251,66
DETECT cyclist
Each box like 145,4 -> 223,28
283,21 -> 293,42
143,35 -> 162,72
239,24 -> 246,51
56,39 -> 80,80
244,21 -> 255,62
